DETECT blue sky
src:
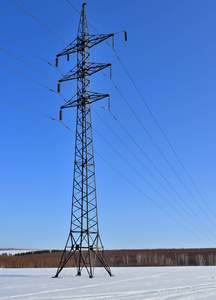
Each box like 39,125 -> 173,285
1,0 -> 216,250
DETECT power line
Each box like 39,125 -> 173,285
105,70 -> 216,231
9,0 -> 215,243
93,107 -> 216,241
0,97 -> 73,133
0,63 -> 67,103
103,74 -> 216,231
94,151 -> 211,246
111,47 -> 215,220
93,123 -> 216,242
102,76 -> 197,211
0,31 -> 76,92
109,73 -> 215,226
66,0 -> 216,231
0,31 -> 54,67
0,47 -> 56,80
5,3 -> 77,91
0,97 -> 57,120
0,47 -> 75,92
94,106 -> 216,240
11,0 -> 68,45
78,98 -> 216,239
92,108 -> 201,222
0,96 -> 210,245
93,107 -> 174,196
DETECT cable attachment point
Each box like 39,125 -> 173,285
55,57 -> 58,67
124,31 -> 127,42
59,109 -> 63,121
57,83 -> 61,93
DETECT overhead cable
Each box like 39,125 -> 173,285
10,0 -> 215,243
93,124 -> 216,242
105,74 -> 216,230
11,0 -> 68,45
0,31 -> 76,92
0,31 -> 54,67
0,97 -> 73,132
93,108 -> 206,225
0,47 -> 75,92
66,0 -> 216,228
0,63 -> 67,103
0,96 -> 210,245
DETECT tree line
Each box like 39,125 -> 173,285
1,248 -> 216,268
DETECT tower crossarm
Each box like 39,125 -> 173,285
59,63 -> 111,82
57,38 -> 78,57
60,92 -> 109,109
87,34 -> 114,48
56,34 -> 114,58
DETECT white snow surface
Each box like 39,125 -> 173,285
1,266 -> 216,299
0,250 -> 37,256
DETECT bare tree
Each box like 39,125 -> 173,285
208,254 -> 214,266
195,254 -> 205,266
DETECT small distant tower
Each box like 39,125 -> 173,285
54,3 -> 114,278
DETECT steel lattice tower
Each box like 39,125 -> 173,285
54,3 -> 114,278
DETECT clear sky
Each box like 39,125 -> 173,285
1,0 -> 216,250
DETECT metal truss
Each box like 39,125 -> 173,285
56,34 -> 114,57
54,3 -> 113,278
59,62 -> 111,82
60,92 -> 110,109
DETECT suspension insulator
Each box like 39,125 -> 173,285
124,31 -> 127,42
112,36 -> 114,48
57,83 -> 61,93
59,110 -> 62,121
67,53 -> 70,61
110,66 -> 112,80
55,57 -> 58,67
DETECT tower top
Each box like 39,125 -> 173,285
78,1 -> 88,37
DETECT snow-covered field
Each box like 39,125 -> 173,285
1,266 -> 216,299
0,250 -> 37,256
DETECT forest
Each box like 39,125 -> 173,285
1,248 -> 216,268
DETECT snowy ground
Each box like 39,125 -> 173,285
0,250 -> 37,256
1,266 -> 216,299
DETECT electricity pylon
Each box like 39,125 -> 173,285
54,3 -> 116,278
